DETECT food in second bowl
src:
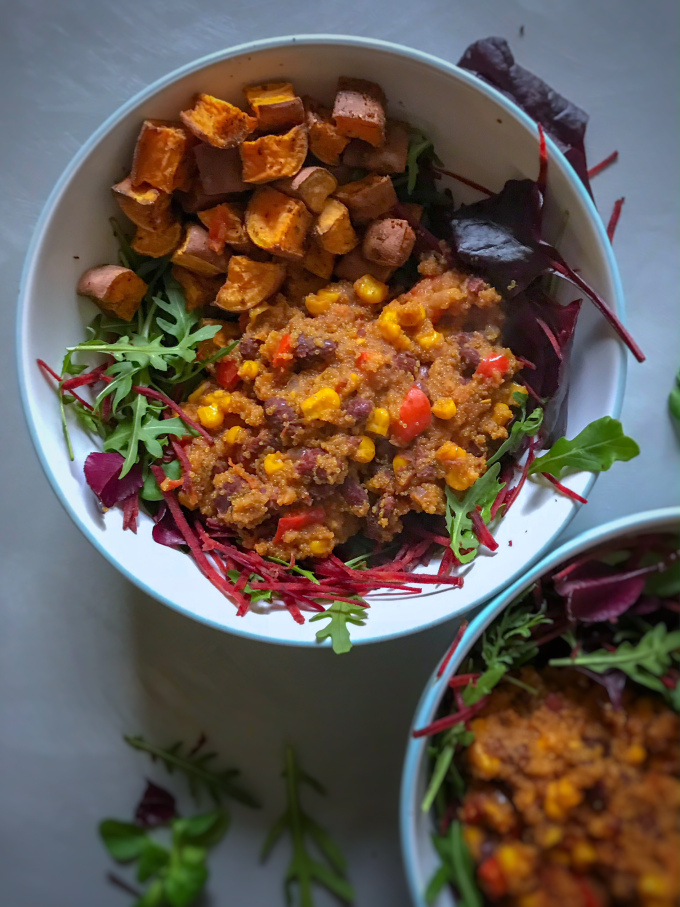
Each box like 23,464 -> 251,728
416,531 -> 680,906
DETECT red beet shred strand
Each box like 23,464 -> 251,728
607,197 -> 625,243
437,621 -> 469,679
587,150 -> 619,179
543,472 -> 588,504
412,696 -> 489,738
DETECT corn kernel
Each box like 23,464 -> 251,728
393,454 -> 409,472
310,539 -> 332,557
225,425 -> 247,445
544,779 -> 582,821
446,469 -> 478,492
196,404 -> 224,430
366,407 -> 390,436
263,452 -> 286,475
468,741 -> 501,778
494,402 -> 513,426
540,826 -> 564,849
463,826 -> 484,861
305,288 -> 340,315
497,843 -> 534,879
238,359 -> 260,380
638,874 -> 675,898
623,743 -> 647,765
436,441 -> 467,464
432,398 -> 457,420
416,329 -> 443,350
300,388 -> 341,420
188,380 -> 210,403
518,894 -> 547,907
203,389 -> 232,412
345,372 -> 362,393
352,436 -> 376,463
354,274 -> 389,305
509,382 -> 527,404
397,303 -> 426,327
571,841 -> 597,868
378,317 -> 404,343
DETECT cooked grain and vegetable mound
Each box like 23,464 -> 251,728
180,256 -> 520,559
417,531 -> 680,906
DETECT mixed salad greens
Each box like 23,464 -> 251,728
39,36 -> 641,651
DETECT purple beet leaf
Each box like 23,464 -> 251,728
84,451 -> 143,508
575,667 -> 627,710
458,36 -> 592,192
134,780 -> 177,828
556,560 -> 648,622
152,503 -> 185,548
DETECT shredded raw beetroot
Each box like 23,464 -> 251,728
133,385 -> 213,443
431,166 -> 493,197
449,672 -> 481,689
122,494 -> 139,533
437,621 -> 469,679
607,197 -> 625,243
536,124 -> 548,212
587,150 -> 618,179
412,696 -> 489,738
171,439 -> 194,497
542,472 -> 588,504
37,358 -> 94,411
471,509 -> 500,552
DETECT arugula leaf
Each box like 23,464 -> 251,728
550,622 -> 680,705
528,416 -> 639,478
141,459 -> 182,502
310,601 -> 368,654
427,821 -> 482,907
225,570 -> 274,605
262,746 -> 354,906
406,132 -> 434,194
670,368 -> 680,423
487,402 -> 543,467
123,735 -> 260,809
445,463 -> 504,564
137,839 -> 170,883
104,397 -> 189,477
481,602 -> 549,671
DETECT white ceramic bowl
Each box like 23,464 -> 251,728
17,35 -> 626,647
400,506 -> 680,905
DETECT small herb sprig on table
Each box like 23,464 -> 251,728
262,746 -> 354,907
310,599 -> 368,654
124,734 -> 260,809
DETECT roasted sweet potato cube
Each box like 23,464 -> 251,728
363,218 -> 416,267
303,97 -> 350,165
313,199 -> 358,255
399,202 -> 424,224
193,144 -> 248,195
334,247 -> 394,283
131,120 -> 190,193
198,203 -> 251,253
240,124 -> 308,184
180,93 -> 256,148
171,224 -> 230,276
342,120 -> 409,173
111,176 -> 173,230
332,78 -> 387,148
245,187 -> 312,261
77,265 -> 147,322
244,82 -> 305,132
131,220 -> 183,258
303,240 -> 335,280
334,174 -> 397,223
171,265 -> 223,311
175,183 -> 231,215
215,256 -> 286,313
284,264 -> 327,303
275,166 -> 338,214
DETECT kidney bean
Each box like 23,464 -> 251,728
344,396 -> 373,422
294,333 -> 337,367
265,398 -> 298,437
394,352 -> 418,374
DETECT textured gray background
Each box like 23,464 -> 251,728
1,1 -> 679,905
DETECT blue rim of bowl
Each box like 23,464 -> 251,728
400,505 -> 680,906
16,34 -> 628,647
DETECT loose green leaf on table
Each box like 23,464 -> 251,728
445,463 -> 505,564
669,368 -> 680,422
528,416 -> 639,478
310,600 -> 368,654
262,746 -> 354,907
123,735 -> 260,809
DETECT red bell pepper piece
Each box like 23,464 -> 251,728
478,855 -> 508,900
215,358 -> 240,389
274,507 -> 325,543
576,878 -> 604,907
393,385 -> 431,444
272,334 -> 292,368
207,208 -> 231,250
476,353 -> 509,379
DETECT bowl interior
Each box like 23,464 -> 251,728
400,507 -> 680,906
18,36 -> 625,646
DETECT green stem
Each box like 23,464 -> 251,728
286,747 -> 313,907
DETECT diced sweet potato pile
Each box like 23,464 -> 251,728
83,75 -> 426,321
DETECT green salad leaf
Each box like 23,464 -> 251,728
445,463 -> 504,564
670,368 -> 680,423
262,746 -> 353,907
487,399 -> 543,467
310,600 -> 368,654
427,821 -> 482,907
123,735 -> 260,809
528,416 -> 639,478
